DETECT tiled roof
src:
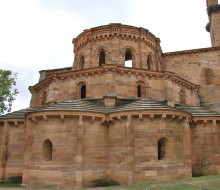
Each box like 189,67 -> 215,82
0,107 -> 42,119
41,99 -> 104,113
1,98 -> 220,119
175,105 -> 220,117
107,98 -> 179,113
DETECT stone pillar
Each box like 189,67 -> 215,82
126,115 -> 134,184
22,120 -> 33,187
76,115 -> 84,187
0,121 -> 9,181
183,118 -> 192,176
211,120 -> 218,173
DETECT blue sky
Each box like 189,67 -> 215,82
0,0 -> 211,112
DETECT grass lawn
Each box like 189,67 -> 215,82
0,182 -> 20,188
0,175 -> 220,189
84,175 -> 220,190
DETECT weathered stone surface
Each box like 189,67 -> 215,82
1,1 -> 220,189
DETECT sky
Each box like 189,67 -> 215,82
0,0 -> 212,112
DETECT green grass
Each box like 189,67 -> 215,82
86,175 -> 220,190
1,175 -> 220,189
0,182 -> 20,188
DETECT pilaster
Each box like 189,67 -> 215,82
76,115 -> 84,188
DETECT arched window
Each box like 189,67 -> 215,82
147,55 -> 152,70
137,85 -> 141,97
41,91 -> 47,105
80,55 -> 85,69
136,81 -> 146,98
125,49 -> 132,67
158,137 -> 167,160
179,89 -> 186,104
81,85 -> 86,99
78,82 -> 87,99
42,139 -> 53,162
203,69 -> 214,85
99,50 -> 105,66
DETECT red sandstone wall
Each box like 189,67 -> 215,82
163,49 -> 220,110
0,121 -> 25,182
30,69 -> 200,107
22,111 -> 192,188
190,120 -> 220,176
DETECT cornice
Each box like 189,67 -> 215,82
163,46 -> 220,57
29,65 -> 199,92
73,24 -> 160,51
25,109 -> 191,124
29,78 -> 53,93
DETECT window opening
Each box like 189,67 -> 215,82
158,138 -> 166,160
147,55 -> 152,70
99,50 -> 105,66
125,50 -> 132,67
42,139 -> 52,161
137,85 -> 141,97
81,85 -> 86,99
179,89 -> 186,104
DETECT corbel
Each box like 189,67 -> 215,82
90,116 -> 95,122
14,121 -> 18,127
178,116 -> 183,121
32,117 -> 38,123
116,116 -> 121,120
116,116 -> 122,122
101,117 -> 105,123
162,114 -> 166,119
60,115 -> 65,122
78,115 -> 83,126
43,115 -> 48,122
109,117 -> 114,122
139,114 -> 143,120
203,120 -> 207,124
161,114 -> 166,121
171,115 -> 176,120
213,120 -> 217,126
150,114 -> 154,119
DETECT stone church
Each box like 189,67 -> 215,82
1,0 -> 220,188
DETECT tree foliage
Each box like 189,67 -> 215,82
0,70 -> 18,115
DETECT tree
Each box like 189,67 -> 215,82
0,70 -> 18,115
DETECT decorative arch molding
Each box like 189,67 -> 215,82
201,68 -> 215,85
94,46 -> 110,65
120,46 -> 137,67
179,88 -> 186,105
146,52 -> 155,71
77,53 -> 85,70
156,54 -> 162,71
120,46 -> 137,57
77,81 -> 87,99
135,80 -> 150,98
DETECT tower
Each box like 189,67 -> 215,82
206,0 -> 220,46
